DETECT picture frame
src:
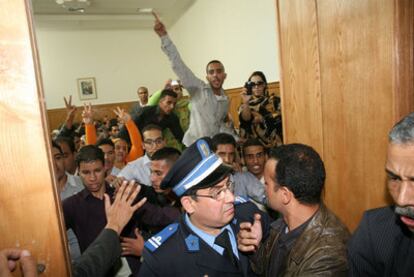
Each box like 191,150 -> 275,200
77,77 -> 97,100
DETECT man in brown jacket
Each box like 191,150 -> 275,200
238,143 -> 350,276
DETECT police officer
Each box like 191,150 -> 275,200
138,138 -> 269,276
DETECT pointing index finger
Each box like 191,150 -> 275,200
152,10 -> 160,22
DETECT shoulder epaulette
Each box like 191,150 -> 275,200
234,195 -> 249,205
144,223 -> 179,252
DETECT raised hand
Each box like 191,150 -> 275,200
164,78 -> 173,90
152,11 -> 167,37
113,106 -> 131,124
240,89 -> 252,104
120,228 -> 144,257
63,95 -> 77,117
81,103 -> 94,124
237,213 -> 263,252
104,180 -> 147,235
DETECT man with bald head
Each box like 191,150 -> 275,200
130,86 -> 149,117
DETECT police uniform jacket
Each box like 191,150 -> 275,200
139,200 -> 269,277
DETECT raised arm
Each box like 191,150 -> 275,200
147,89 -> 162,106
82,103 -> 97,145
58,95 -> 78,138
152,11 -> 204,94
239,88 -> 253,122
113,107 -> 144,162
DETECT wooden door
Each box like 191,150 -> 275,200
0,0 -> 70,275
276,0 -> 414,230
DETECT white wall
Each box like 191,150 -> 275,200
36,0 -> 279,109
36,29 -> 175,109
169,0 -> 279,89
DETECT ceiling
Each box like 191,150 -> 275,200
31,0 -> 196,30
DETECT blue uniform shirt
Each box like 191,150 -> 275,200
184,213 -> 239,259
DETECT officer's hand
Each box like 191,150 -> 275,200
121,228 -> 144,257
237,213 -> 262,252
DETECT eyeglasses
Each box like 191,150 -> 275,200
251,81 -> 265,87
144,138 -> 164,147
195,180 -> 234,201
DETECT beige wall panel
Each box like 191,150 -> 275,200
276,0 -> 324,154
0,0 -> 70,275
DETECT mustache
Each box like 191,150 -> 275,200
395,206 -> 414,219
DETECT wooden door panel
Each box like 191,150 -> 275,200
0,0 -> 70,275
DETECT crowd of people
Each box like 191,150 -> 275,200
2,12 -> 413,277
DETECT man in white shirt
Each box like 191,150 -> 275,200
117,124 -> 166,186
153,12 -> 231,146
242,138 -> 268,183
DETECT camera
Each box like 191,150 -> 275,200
244,81 -> 254,95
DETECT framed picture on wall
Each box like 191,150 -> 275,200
77,77 -> 97,100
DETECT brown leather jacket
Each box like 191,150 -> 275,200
251,204 -> 350,276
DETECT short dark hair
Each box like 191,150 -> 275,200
242,138 -> 265,155
269,143 -> 325,205
109,119 -> 119,130
142,124 -> 163,136
151,147 -> 181,165
211,133 -> 236,152
52,140 -> 63,154
55,136 -> 76,153
96,138 -> 114,148
75,145 -> 105,168
159,89 -> 177,100
206,60 -> 224,73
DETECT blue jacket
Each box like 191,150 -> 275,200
139,201 -> 269,277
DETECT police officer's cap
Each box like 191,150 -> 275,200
160,137 -> 232,197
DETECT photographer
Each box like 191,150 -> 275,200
239,71 -> 282,148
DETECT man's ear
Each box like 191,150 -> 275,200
280,186 -> 293,205
181,196 -> 195,214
